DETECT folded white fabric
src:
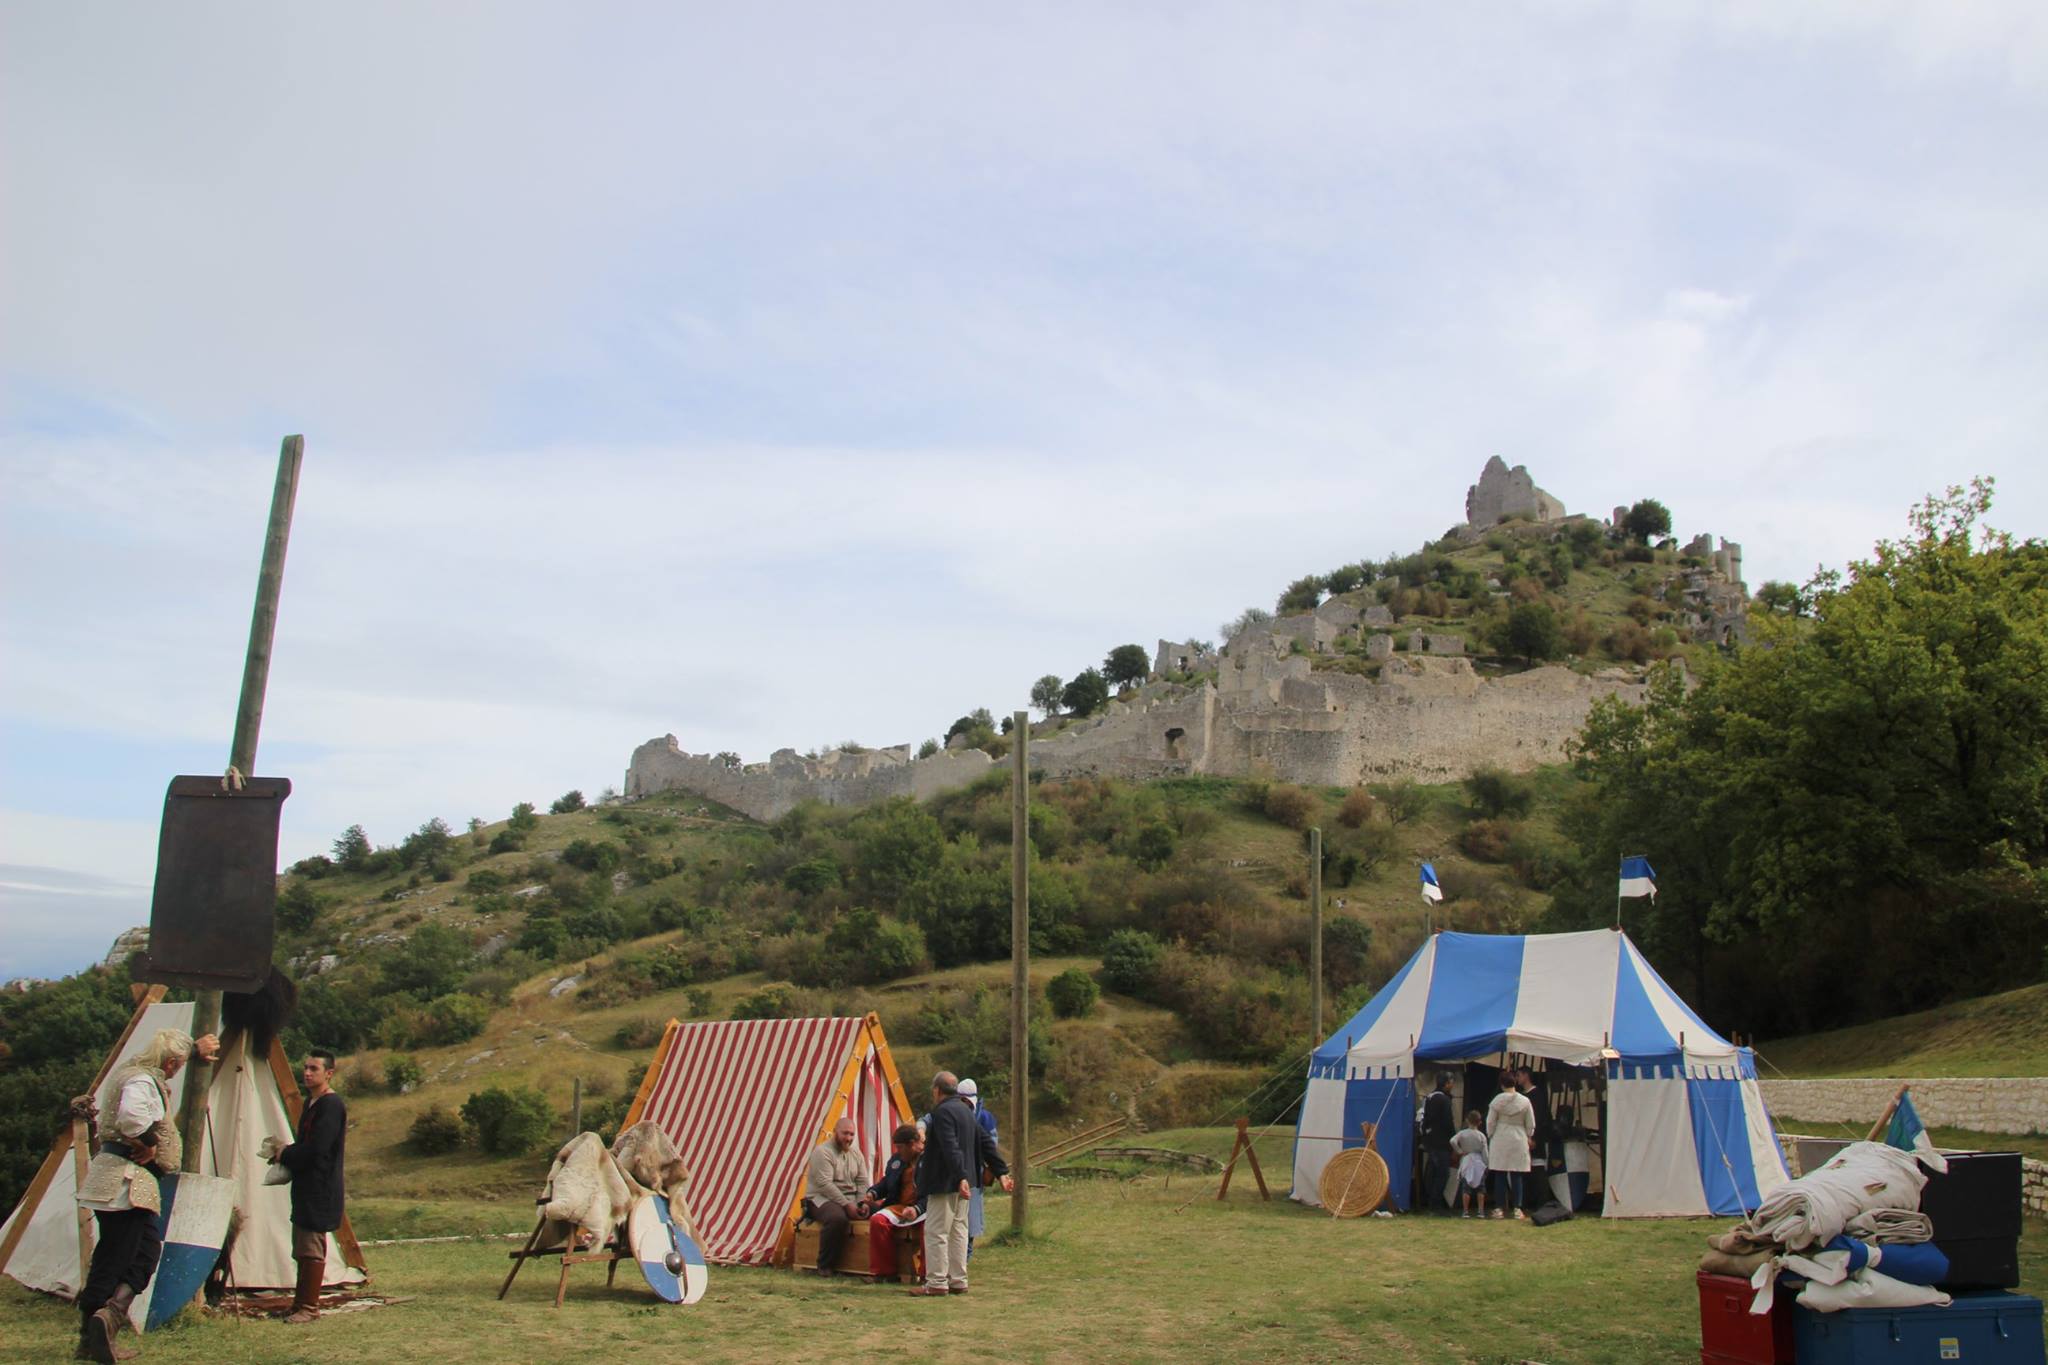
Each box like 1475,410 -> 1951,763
1743,1142 -> 1928,1251
1797,1268 -> 1951,1313
1844,1207 -> 1934,1243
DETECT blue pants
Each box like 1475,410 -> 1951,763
1493,1171 -> 1523,1208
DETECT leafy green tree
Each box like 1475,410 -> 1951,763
550,790 -> 587,815
1029,675 -> 1064,715
1046,968 -> 1100,1018
398,816 -> 454,869
1323,563 -> 1365,595
1563,480 -> 2048,1034
1502,602 -> 1565,662
915,738 -> 940,759
508,802 -> 539,833
1754,580 -> 1807,616
848,799 -> 947,905
1220,606 -> 1272,641
1104,644 -> 1150,689
409,1106 -> 466,1154
384,1055 -> 425,1092
1061,668 -> 1110,717
461,1085 -> 554,1155
276,879 -> 325,933
378,922 -> 474,999
331,825 -> 372,871
1622,499 -> 1673,543
1464,767 -> 1535,819
1100,930 -> 1164,996
1277,575 -> 1325,614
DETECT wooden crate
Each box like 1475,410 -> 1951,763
789,1218 -> 920,1281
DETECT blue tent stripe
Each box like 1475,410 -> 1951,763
1343,1077 -> 1415,1211
1608,943 -> 1682,1061
1687,1076 -> 1763,1215
1415,933 -> 1522,1059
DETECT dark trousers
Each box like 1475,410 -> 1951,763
80,1207 -> 161,1316
1493,1170 -> 1524,1209
805,1199 -> 851,1271
1421,1148 -> 1452,1210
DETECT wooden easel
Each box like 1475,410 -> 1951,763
1214,1118 -> 1270,1202
498,1218 -> 631,1308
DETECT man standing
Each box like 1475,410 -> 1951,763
910,1071 -> 1011,1298
266,1050 -> 347,1324
1420,1071 -> 1456,1213
74,1027 -> 219,1363
802,1115 -> 868,1275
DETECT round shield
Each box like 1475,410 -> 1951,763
1319,1147 -> 1391,1218
627,1195 -> 684,1303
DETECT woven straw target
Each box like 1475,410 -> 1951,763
1318,1147 -> 1390,1217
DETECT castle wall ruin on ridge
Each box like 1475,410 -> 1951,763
623,458 -> 1736,822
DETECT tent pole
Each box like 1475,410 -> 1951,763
1009,709 -> 1030,1232
180,436 -> 303,1175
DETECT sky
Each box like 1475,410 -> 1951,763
3,2 -> 2045,980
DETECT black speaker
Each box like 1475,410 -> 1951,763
137,775 -> 292,992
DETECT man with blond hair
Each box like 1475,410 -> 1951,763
74,1026 -> 219,1363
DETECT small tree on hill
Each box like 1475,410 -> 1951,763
1220,606 -> 1272,642
1622,499 -> 1673,543
1324,563 -> 1365,595
508,802 -> 539,832
1502,602 -> 1565,662
1061,669 -> 1110,717
1277,575 -> 1325,614
1029,674 -> 1064,716
551,790 -> 587,815
1047,968 -> 1100,1018
1104,644 -> 1150,689
332,824 -> 371,872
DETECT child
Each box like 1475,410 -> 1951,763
1450,1108 -> 1489,1219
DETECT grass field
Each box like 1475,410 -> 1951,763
1757,983 -> 2048,1079
7,1128 -> 2047,1365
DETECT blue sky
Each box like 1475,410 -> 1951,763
4,2 -> 2045,979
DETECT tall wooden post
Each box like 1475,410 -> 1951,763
1309,826 -> 1323,1042
1009,710 -> 1030,1231
180,436 -> 304,1173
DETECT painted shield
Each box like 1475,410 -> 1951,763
627,1193 -> 707,1305
136,1172 -> 236,1331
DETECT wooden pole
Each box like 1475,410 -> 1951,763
1010,709 -> 1030,1232
180,435 -> 304,1174
1309,827 -> 1323,1042
570,1076 -> 584,1137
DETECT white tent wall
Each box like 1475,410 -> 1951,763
1602,1071 -> 1710,1218
0,1001 -> 364,1301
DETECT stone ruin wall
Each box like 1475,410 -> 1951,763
624,735 -> 995,822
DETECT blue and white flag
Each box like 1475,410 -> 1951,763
1883,1089 -> 1949,1173
1419,862 -> 1442,904
1618,856 -> 1657,899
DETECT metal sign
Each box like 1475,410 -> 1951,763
138,776 -> 291,992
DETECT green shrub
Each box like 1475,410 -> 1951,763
408,1106 -> 466,1155
614,1017 -> 665,1050
1463,767 -> 1534,819
561,838 -> 623,873
686,987 -> 714,1017
1335,788 -> 1375,829
1100,930 -> 1164,996
488,830 -> 525,854
276,880 -> 325,933
1046,968 -> 1099,1019
424,993 -> 490,1044
1262,784 -> 1316,831
732,985 -> 799,1020
1373,779 -> 1427,826
783,857 -> 840,894
461,1085 -> 554,1155
384,1054 -> 425,1093
1459,818 -> 1519,863
551,790 -> 587,814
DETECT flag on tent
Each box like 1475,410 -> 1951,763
1884,1089 -> 1949,1173
1419,863 -> 1442,903
1618,856 -> 1657,899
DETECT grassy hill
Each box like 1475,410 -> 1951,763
1758,982 -> 2048,1080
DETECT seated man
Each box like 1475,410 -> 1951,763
865,1123 -> 926,1281
802,1116 -> 868,1275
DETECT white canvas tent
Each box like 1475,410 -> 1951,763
0,988 -> 366,1312
1291,929 -> 1791,1218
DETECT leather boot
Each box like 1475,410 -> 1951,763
285,1258 -> 323,1323
81,1304 -> 134,1364
103,1286 -> 139,1359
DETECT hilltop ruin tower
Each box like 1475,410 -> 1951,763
1465,455 -> 1565,527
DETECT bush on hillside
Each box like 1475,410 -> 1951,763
561,839 -> 623,874
551,790 -> 587,814
1460,818 -> 1519,863
1463,767 -> 1534,819
1046,968 -> 1100,1019
1374,779 -> 1427,827
461,1085 -> 554,1156
732,985 -> 800,1020
384,1054 -> 425,1093
1100,930 -> 1165,996
1262,784 -> 1316,831
1335,788 -> 1375,829
614,1017 -> 665,1050
408,1106 -> 467,1155
276,879 -> 325,933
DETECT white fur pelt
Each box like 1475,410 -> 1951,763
613,1120 -> 694,1234
537,1131 -> 632,1251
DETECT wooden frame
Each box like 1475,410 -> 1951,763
1215,1117 -> 1271,1202
770,1014 -> 915,1269
497,1218 -> 632,1308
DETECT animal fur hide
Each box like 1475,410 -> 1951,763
537,1132 -> 632,1252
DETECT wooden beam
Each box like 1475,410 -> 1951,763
618,1018 -> 681,1131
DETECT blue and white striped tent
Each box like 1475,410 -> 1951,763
1291,928 -> 1790,1217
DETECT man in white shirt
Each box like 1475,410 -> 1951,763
802,1116 -> 869,1275
74,1026 -> 218,1363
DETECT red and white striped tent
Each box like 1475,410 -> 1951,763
620,1013 -> 914,1267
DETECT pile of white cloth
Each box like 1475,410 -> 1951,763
1743,1142 -> 1929,1251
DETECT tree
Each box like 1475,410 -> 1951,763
1464,767 -> 1534,819
1061,669 -> 1110,717
1324,563 -> 1365,595
1029,675 -> 1064,715
1754,580 -> 1807,616
398,816 -> 454,869
508,802 -> 539,832
1502,602 -> 1565,662
550,790 -> 587,814
1375,779 -> 1427,827
1104,644 -> 1150,689
916,737 -> 940,759
332,825 -> 372,871
276,879 -> 324,933
1277,575 -> 1325,614
461,1085 -> 554,1156
1047,968 -> 1100,1018
1622,498 -> 1673,543
1563,479 -> 2048,1036
714,751 -> 742,769
1100,931 -> 1164,996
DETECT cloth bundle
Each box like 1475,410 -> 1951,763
1749,1235 -> 1952,1314
1742,1142 -> 1929,1251
1844,1207 -> 1933,1243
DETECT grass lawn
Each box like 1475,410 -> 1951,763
8,1129 -> 2047,1364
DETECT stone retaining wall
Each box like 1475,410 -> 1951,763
1759,1077 -> 2048,1136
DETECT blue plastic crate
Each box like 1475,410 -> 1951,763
1795,1291 -> 2044,1364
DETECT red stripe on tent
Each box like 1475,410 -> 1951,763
724,1018 -> 850,1262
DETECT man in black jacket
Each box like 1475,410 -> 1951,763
909,1071 -> 1011,1297
1420,1072 -> 1456,1213
267,1049 -> 346,1323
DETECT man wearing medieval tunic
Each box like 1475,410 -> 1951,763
74,1027 -> 219,1364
